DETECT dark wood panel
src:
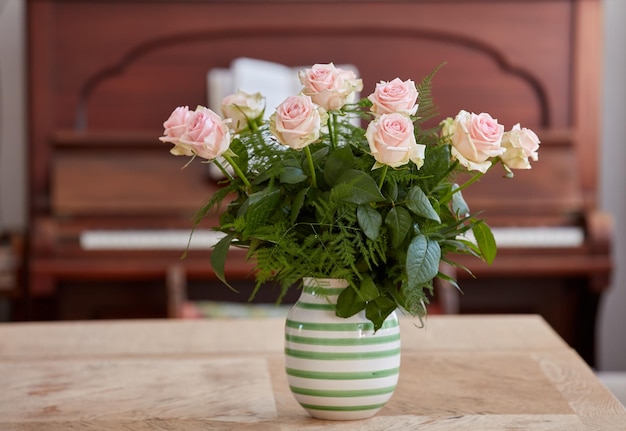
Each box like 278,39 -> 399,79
29,0 -> 575,210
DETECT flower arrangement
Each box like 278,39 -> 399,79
160,63 -> 540,329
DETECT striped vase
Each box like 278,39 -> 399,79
284,277 -> 401,421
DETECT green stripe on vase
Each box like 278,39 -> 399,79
285,319 -> 399,332
285,367 -> 400,380
285,347 -> 401,360
298,402 -> 387,412
295,302 -> 336,311
302,286 -> 345,296
290,385 -> 397,398
285,333 -> 400,346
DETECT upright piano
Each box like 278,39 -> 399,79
26,0 -> 611,365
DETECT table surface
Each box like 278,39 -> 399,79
1,315 -> 625,430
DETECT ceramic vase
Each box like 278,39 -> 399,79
284,277 -> 401,420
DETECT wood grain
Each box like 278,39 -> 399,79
0,316 -> 624,429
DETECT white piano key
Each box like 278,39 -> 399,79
463,226 -> 584,248
80,226 -> 585,251
80,229 -> 226,250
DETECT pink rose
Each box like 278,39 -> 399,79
178,106 -> 231,160
159,106 -> 194,156
269,95 -> 326,150
368,78 -> 419,116
441,110 -> 505,173
366,112 -> 425,168
221,90 -> 265,132
500,124 -> 540,169
298,63 -> 363,111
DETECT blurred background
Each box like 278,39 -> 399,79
0,0 -> 624,393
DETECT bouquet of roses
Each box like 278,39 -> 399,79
160,63 -> 540,329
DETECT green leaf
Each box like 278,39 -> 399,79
359,275 -> 380,301
385,206 -> 412,248
406,186 -> 441,222
415,62 -> 445,124
311,146 -> 330,164
335,169 -> 385,204
324,147 -> 354,186
335,285 -> 366,318
420,144 -> 451,191
290,187 -> 309,224
406,234 -> 441,288
382,176 -> 398,201
243,188 -> 281,232
229,139 -> 249,172
472,221 -> 497,264
436,270 -> 461,293
210,233 -> 238,291
357,204 -> 382,240
365,296 -> 397,332
280,166 -> 307,184
451,184 -> 470,216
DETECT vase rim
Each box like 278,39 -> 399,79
302,277 -> 349,288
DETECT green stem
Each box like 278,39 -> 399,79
443,159 -> 497,202
213,159 -> 235,182
247,116 -> 260,133
305,146 -> 318,188
328,113 -> 337,149
222,153 -> 252,192
378,164 -> 389,190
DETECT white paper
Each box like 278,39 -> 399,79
208,57 -> 360,120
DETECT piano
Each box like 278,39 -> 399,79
25,0 -> 611,365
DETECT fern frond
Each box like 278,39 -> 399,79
416,62 -> 446,124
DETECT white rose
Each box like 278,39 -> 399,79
500,124 -> 540,169
221,90 -> 265,132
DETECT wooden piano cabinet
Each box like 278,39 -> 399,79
0,231 -> 26,321
25,0 -> 611,365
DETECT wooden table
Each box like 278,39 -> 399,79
1,315 -> 624,430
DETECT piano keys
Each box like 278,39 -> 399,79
78,226 -> 585,251
79,229 -> 225,251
